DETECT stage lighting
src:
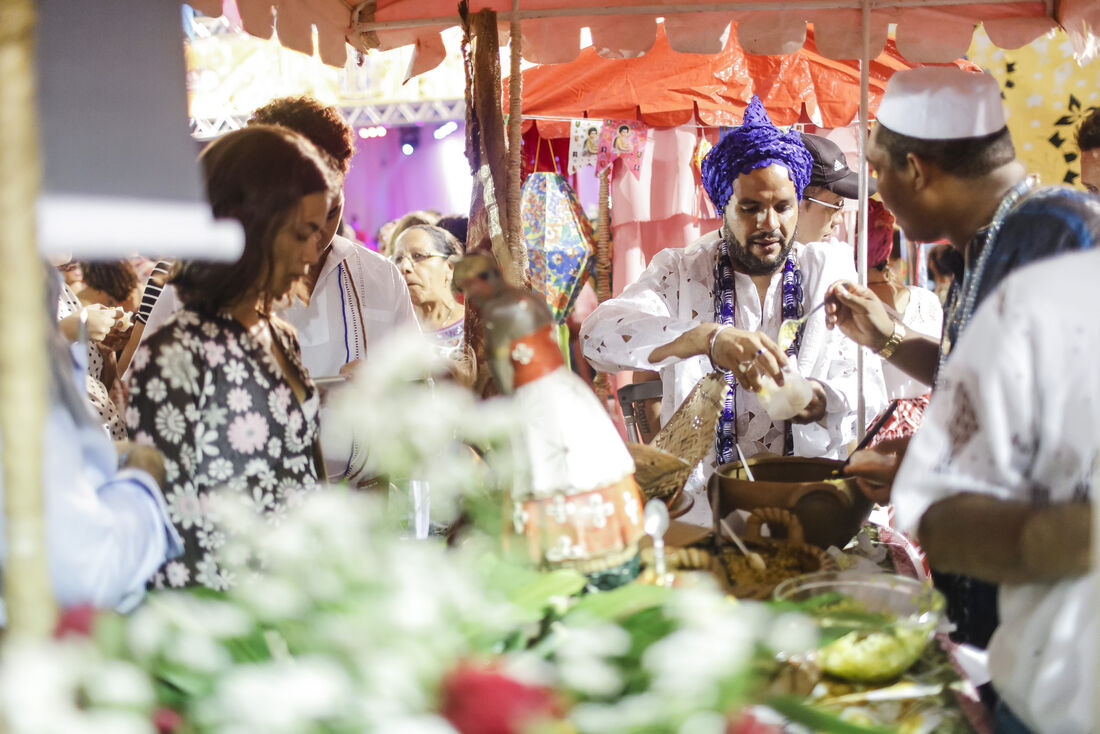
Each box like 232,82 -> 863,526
433,121 -> 458,140
399,127 -> 420,156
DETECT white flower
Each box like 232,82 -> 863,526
201,320 -> 220,338
227,387 -> 251,412
208,457 -> 234,481
225,360 -> 248,385
130,345 -> 151,372
124,405 -> 140,430
164,560 -> 191,588
156,342 -> 199,393
203,340 -> 227,367
144,377 -> 168,403
195,423 -> 221,461
167,485 -> 204,530
195,555 -> 232,591
164,458 -> 179,483
82,661 -> 154,709
154,403 -> 187,444
267,437 -> 282,458
203,403 -> 228,428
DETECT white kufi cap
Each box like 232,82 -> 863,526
876,67 -> 1007,140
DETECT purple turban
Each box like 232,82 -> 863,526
701,96 -> 813,216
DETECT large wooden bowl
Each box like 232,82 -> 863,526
707,456 -> 873,550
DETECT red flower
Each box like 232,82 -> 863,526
441,663 -> 563,734
53,605 -> 97,639
727,711 -> 785,734
153,708 -> 184,734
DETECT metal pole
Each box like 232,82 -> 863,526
855,0 -> 871,439
0,0 -> 56,639
353,0 -> 1041,32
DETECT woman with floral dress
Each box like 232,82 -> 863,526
128,125 -> 340,590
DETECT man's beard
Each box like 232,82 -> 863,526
723,227 -> 795,275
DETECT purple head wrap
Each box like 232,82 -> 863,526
701,96 -> 813,216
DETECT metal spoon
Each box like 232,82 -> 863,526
720,517 -> 767,572
777,301 -> 826,352
733,442 -> 756,482
728,442 -> 766,571
643,499 -> 671,585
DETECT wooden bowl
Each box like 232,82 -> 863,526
708,456 -> 872,550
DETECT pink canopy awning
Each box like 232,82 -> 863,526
189,0 -> 1098,70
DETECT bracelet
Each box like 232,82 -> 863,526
876,321 -> 906,359
708,324 -> 733,370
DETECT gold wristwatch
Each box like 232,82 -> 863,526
876,321 -> 906,359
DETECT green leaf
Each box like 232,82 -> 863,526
765,695 -> 896,734
565,584 -> 672,624
508,570 -> 588,616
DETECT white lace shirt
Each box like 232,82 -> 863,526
580,234 -> 888,490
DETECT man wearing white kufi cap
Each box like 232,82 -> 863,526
825,66 -> 1100,734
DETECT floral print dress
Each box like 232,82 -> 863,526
128,309 -> 323,590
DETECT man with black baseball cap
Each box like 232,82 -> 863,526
795,132 -> 876,245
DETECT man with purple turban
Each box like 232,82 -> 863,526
581,96 -> 886,524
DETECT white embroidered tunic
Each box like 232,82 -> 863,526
893,250 -> 1098,734
580,234 -> 887,492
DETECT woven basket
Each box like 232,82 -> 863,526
718,508 -> 838,600
627,443 -> 693,505
637,546 -> 727,590
651,372 -> 728,467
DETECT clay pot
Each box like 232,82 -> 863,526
707,456 -> 872,550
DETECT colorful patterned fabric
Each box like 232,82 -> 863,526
521,172 -> 595,323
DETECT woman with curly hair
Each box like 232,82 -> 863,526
127,125 -> 340,590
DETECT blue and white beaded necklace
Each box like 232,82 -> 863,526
712,233 -> 804,464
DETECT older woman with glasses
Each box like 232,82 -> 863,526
392,225 -> 466,351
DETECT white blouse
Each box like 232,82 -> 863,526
883,285 -> 943,401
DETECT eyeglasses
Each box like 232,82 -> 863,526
393,251 -> 448,267
805,196 -> 845,211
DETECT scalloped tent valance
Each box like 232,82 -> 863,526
512,24 -> 979,132
188,0 -> 1099,71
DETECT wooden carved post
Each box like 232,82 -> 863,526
506,0 -> 525,281
0,0 -> 57,639
592,168 -> 613,410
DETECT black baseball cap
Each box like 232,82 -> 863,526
799,133 -> 875,199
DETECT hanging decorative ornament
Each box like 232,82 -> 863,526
520,171 -> 596,324
596,119 -> 649,180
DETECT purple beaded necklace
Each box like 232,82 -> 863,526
712,235 -> 803,464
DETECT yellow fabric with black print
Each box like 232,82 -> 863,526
968,27 -> 1100,188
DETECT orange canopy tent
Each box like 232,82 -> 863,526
513,23 -> 978,135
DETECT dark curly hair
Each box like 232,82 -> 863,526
174,125 -> 340,314
1077,107 -> 1100,153
80,260 -> 139,305
248,96 -> 355,174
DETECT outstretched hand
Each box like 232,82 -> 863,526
648,324 -> 787,392
824,280 -> 895,351
843,435 -> 912,504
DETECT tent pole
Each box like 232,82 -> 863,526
356,0 -> 1042,32
507,0 -> 525,276
0,0 -> 56,640
856,0 -> 870,440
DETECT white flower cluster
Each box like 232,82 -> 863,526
326,332 -> 524,523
